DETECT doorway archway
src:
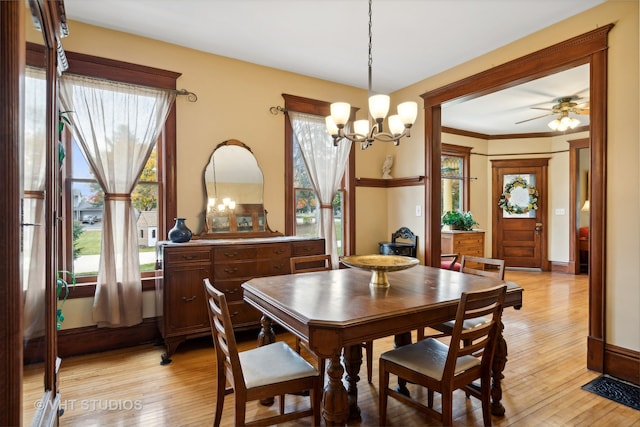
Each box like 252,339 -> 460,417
421,24 -> 613,373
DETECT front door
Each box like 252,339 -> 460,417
491,159 -> 549,269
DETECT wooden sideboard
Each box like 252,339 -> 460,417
156,236 -> 325,364
441,230 -> 485,262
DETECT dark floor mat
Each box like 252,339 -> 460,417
582,375 -> 640,411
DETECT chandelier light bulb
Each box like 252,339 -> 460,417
388,115 -> 405,135
397,101 -> 418,125
354,119 -> 370,136
330,102 -> 351,127
368,94 -> 390,121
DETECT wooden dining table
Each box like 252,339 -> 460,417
242,264 -> 523,425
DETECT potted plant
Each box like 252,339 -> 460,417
441,210 -> 479,231
56,270 -> 76,330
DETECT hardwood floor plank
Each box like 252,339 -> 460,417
23,271 -> 640,426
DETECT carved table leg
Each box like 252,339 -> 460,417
257,315 -> 276,406
394,332 -> 412,396
491,320 -> 508,416
322,355 -> 349,425
257,315 -> 276,346
343,344 -> 363,420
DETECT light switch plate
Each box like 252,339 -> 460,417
415,205 -> 422,216
555,208 -> 565,215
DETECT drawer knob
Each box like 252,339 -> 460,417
182,255 -> 197,260
273,264 -> 284,270
181,295 -> 197,302
224,251 -> 239,258
224,267 -> 239,274
273,249 -> 285,254
223,288 -> 238,294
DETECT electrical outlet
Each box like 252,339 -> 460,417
415,205 -> 422,216
555,208 -> 565,215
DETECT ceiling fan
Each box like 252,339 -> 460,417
516,96 -> 590,126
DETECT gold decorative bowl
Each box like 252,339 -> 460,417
341,254 -> 419,289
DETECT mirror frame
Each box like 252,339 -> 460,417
196,139 -> 281,239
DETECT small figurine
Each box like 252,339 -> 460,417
382,154 -> 394,179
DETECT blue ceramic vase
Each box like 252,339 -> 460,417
168,218 -> 192,243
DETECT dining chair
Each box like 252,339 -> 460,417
379,284 -> 507,426
440,253 -> 460,271
417,255 -> 506,342
290,254 -> 375,384
203,278 -> 321,426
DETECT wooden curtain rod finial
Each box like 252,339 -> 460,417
175,88 -> 197,102
269,105 -> 286,115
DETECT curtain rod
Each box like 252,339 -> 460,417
61,72 -> 198,102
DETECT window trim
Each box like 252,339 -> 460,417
282,94 -> 356,255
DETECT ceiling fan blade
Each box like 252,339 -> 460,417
530,107 -> 553,112
515,112 -> 554,124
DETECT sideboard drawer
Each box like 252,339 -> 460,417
213,246 -> 257,261
164,248 -> 212,265
256,244 -> 291,259
213,260 -> 256,280
292,239 -> 325,256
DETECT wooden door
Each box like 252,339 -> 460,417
491,159 -> 549,269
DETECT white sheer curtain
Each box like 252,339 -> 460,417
289,112 -> 351,268
60,74 -> 175,327
23,67 -> 48,339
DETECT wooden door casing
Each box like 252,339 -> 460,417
491,158 -> 549,270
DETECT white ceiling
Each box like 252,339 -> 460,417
63,0 -> 603,135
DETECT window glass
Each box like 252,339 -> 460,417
441,154 -> 464,216
292,134 -> 345,255
69,140 -> 159,276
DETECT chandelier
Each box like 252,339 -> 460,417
325,0 -> 418,150
548,110 -> 580,132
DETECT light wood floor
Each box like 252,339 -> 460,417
24,271 -> 640,426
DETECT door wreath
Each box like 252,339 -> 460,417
498,176 -> 539,214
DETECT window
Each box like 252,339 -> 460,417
292,133 -> 346,254
283,94 -> 354,256
67,139 -> 160,276
58,51 -> 178,283
441,144 -> 471,217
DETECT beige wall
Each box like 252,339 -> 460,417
53,1 -> 638,351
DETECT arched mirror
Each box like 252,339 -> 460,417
197,139 -> 280,238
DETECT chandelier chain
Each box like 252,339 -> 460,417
368,0 -> 373,94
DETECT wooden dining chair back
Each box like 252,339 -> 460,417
460,255 -> 506,280
379,285 -> 507,426
290,254 -> 332,273
418,255 -> 506,341
289,254 -> 375,383
203,278 -> 321,426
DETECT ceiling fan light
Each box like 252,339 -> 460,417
388,115 -> 405,135
397,101 -> 418,125
330,102 -> 351,126
548,119 -> 560,130
353,119 -> 370,137
368,94 -> 390,120
569,117 -> 580,129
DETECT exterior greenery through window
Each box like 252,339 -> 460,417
292,135 -> 345,255
441,143 -> 471,217
66,141 -> 160,276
